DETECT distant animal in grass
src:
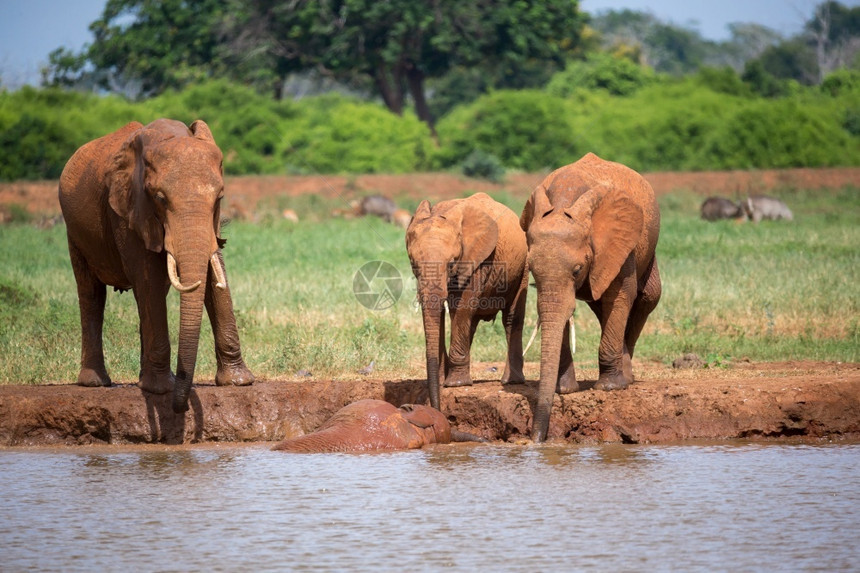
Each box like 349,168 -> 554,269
742,195 -> 793,223
272,399 -> 485,453
700,197 -> 744,221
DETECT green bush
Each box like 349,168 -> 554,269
547,53 -> 656,97
693,67 -> 752,97
460,149 -> 506,182
700,98 -> 860,169
286,94 -> 434,173
2,72 -> 860,181
821,69 -> 860,96
435,90 -> 578,170
145,80 -> 299,174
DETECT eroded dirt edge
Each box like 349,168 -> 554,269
2,361 -> 858,447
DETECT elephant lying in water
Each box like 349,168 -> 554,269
273,400 -> 484,453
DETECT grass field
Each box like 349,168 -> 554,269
0,184 -> 857,385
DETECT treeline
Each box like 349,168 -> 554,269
1,0 -> 859,180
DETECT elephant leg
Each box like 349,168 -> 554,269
500,279 -> 526,385
134,272 -> 174,395
556,319 -> 579,393
445,305 -> 474,387
593,271 -> 637,391
625,257 -> 662,365
69,242 -> 111,387
205,250 -> 254,387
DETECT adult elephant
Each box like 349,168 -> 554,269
520,153 -> 662,442
406,193 -> 528,410
273,400 -> 482,453
59,119 -> 254,413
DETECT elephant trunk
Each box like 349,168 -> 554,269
170,224 -> 213,414
420,288 -> 446,410
532,287 -> 575,442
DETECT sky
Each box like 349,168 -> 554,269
0,0 -> 856,88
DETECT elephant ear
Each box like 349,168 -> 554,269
399,405 -> 437,429
457,201 -> 498,286
190,119 -> 215,142
580,189 -> 644,300
520,184 -> 553,232
107,133 -> 164,253
405,199 -> 432,250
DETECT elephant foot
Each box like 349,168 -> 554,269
500,368 -> 525,385
622,354 -> 634,381
442,362 -> 472,388
139,368 -> 175,395
594,371 -> 630,391
443,367 -> 472,388
77,367 -> 112,388
556,367 -> 580,394
215,362 -> 255,387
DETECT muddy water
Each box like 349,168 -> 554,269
1,443 -> 858,571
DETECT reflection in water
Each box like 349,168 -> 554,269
1,443 -> 858,571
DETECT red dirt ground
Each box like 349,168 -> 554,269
2,166 -> 858,223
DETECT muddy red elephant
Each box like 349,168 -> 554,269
273,399 -> 481,453
520,153 -> 662,442
59,119 -> 254,413
406,192 -> 528,410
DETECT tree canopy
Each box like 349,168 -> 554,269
46,0 -> 585,133
221,0 -> 584,132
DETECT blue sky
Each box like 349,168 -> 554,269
0,0 -> 855,88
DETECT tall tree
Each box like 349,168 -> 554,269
225,0 -> 584,133
806,1 -> 860,81
45,0 -> 229,97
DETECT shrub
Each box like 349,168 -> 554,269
700,98 -> 859,169
435,90 -> 578,171
693,67 -> 752,97
547,53 -> 656,97
821,69 -> 860,96
286,94 -> 433,173
460,149 -> 506,182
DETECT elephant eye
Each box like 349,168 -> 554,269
573,264 -> 583,277
155,191 -> 167,207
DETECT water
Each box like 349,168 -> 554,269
1,442 -> 858,572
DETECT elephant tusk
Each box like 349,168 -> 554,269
167,252 -> 201,293
210,253 -> 227,290
523,316 -> 540,357
522,314 -> 574,357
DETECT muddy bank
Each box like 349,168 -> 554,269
1,362 -> 858,447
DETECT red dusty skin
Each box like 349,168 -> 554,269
272,400 -> 452,453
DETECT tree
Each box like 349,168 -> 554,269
44,0 -> 229,98
805,1 -> 860,81
717,23 -> 784,71
225,0 -> 585,133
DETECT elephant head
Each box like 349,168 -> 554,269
398,403 -> 452,445
107,118 -> 228,413
405,197 -> 499,409
521,183 -> 644,441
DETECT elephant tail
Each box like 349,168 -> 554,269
450,430 -> 490,443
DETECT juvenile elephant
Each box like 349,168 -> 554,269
273,399 -> 465,453
406,192 -> 528,410
59,119 -> 254,413
520,153 -> 662,442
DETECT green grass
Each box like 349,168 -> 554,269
1,185 -> 858,385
